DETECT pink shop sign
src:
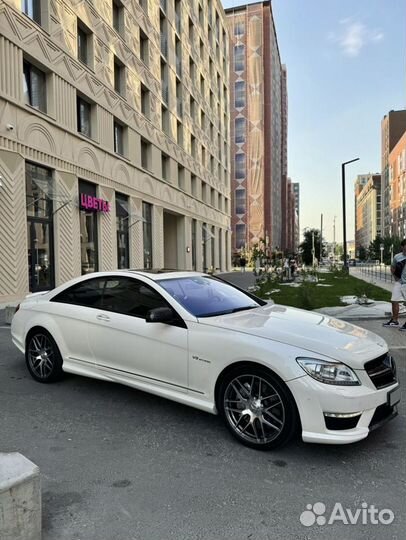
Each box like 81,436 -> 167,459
80,193 -> 111,213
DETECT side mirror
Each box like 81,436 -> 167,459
146,306 -> 174,323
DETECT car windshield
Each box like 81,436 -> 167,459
157,276 -> 262,317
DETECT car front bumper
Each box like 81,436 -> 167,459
287,375 -> 400,444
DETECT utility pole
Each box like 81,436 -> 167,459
333,216 -> 336,260
320,213 -> 323,263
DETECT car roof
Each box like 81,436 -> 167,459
125,270 -> 207,281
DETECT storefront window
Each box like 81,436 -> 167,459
142,202 -> 152,269
116,193 -> 129,269
26,162 -> 54,292
79,180 -> 99,274
191,219 -> 196,270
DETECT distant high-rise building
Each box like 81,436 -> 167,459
381,110 -> 406,236
293,182 -> 300,250
225,1 -> 286,255
354,173 -> 381,252
388,131 -> 406,238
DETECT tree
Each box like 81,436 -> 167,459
368,236 -> 401,264
357,245 -> 367,261
299,229 -> 321,265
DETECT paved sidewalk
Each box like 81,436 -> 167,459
350,266 -> 393,293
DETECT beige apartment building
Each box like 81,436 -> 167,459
0,0 -> 231,304
354,173 -> 381,252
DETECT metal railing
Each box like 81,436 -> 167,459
356,263 -> 394,283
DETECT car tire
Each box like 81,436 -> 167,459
25,329 -> 64,383
218,365 -> 298,450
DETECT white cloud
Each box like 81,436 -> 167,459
329,19 -> 384,57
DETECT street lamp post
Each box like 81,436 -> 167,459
380,243 -> 384,265
342,158 -> 360,272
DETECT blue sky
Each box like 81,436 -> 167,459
222,0 -> 406,242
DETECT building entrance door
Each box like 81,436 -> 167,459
27,219 -> 54,292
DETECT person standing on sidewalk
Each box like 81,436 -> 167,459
383,239 -> 406,330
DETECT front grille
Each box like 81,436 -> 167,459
364,354 -> 397,389
369,403 -> 398,430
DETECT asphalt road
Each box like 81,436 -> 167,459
0,318 -> 404,540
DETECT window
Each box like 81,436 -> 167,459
51,277 -> 105,307
235,188 -> 246,215
188,18 -> 194,44
235,153 -> 245,179
140,0 -> 148,13
114,120 -> 124,155
22,0 -> 41,25
235,224 -> 246,249
177,121 -> 183,146
141,138 -> 151,170
235,117 -> 245,145
140,30 -> 149,66
191,219 -> 196,270
141,83 -> 150,117
103,277 -> 170,319
161,105 -> 169,134
234,45 -> 245,72
234,81 -> 245,108
191,135 -> 196,158
78,180 -> 99,274
142,202 -> 152,269
234,21 -> 245,38
211,188 -> 216,207
116,193 -> 129,269
114,56 -> 125,96
158,276 -> 262,318
23,60 -> 46,112
178,165 -> 185,190
77,19 -> 91,66
112,0 -> 124,36
161,152 -> 169,181
77,95 -> 92,138
191,174 -> 197,196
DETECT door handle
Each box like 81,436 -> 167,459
96,314 -> 110,322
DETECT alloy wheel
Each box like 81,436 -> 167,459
223,374 -> 286,445
28,334 -> 55,379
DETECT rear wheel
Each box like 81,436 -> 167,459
26,330 -> 64,383
218,366 -> 298,450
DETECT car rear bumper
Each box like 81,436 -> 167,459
287,376 -> 400,445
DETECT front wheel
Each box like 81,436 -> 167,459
218,366 -> 298,450
26,330 -> 64,383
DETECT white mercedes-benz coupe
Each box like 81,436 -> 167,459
11,271 -> 400,450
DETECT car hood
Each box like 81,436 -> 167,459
199,304 -> 387,368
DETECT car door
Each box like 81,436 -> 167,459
88,276 -> 189,392
49,276 -> 107,370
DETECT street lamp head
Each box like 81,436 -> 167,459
342,157 -> 360,166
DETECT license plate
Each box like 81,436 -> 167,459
388,386 -> 401,407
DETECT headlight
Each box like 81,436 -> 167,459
296,358 -> 360,386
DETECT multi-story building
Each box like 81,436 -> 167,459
0,0 -> 231,304
292,181 -> 300,251
354,173 -> 381,251
381,109 -> 406,237
225,1 -> 285,255
389,130 -> 406,238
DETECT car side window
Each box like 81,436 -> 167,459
102,277 -> 169,319
51,278 -> 106,308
